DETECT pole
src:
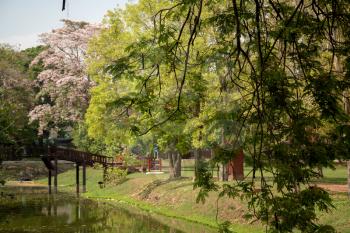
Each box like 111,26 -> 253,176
54,157 -> 58,193
103,165 -> 107,186
82,162 -> 86,193
76,163 -> 79,194
48,169 -> 52,194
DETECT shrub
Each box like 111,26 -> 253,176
104,167 -> 127,185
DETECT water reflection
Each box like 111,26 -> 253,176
0,187 -> 215,233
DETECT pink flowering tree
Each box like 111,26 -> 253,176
29,20 -> 100,135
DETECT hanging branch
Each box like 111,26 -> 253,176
138,0 -> 204,135
62,0 -> 66,11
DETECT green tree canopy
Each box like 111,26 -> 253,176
0,44 -> 43,147
84,0 -> 350,232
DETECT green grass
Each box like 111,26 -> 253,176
317,194 -> 350,233
36,161 -> 350,233
316,165 -> 348,184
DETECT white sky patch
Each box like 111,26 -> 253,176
0,0 -> 129,50
0,33 -> 42,50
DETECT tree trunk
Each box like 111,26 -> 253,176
193,99 -> 203,179
169,152 -> 174,176
220,129 -> 229,181
333,30 -> 350,198
318,166 -> 324,178
219,163 -> 228,181
169,152 -> 181,178
194,149 -> 201,179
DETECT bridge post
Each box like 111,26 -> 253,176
54,157 -> 58,194
48,168 -> 52,194
82,161 -> 86,193
103,165 -> 107,187
76,163 -> 80,194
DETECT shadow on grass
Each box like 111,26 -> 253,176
171,181 -> 193,190
138,177 -> 190,199
98,178 -> 131,189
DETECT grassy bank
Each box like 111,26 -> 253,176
35,162 -> 350,233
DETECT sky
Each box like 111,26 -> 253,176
0,0 -> 131,50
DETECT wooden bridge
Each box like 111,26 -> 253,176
42,147 -> 123,194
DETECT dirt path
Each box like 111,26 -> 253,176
315,184 -> 348,193
4,181 -> 46,187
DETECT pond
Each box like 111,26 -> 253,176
0,186 -> 216,233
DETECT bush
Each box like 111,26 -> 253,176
104,167 -> 127,185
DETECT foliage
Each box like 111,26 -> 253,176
85,2 -> 195,164
86,0 -> 350,232
218,221 -> 233,233
193,160 -> 218,204
29,20 -> 100,135
0,44 -> 43,147
104,167 -> 128,185
72,122 -> 107,155
19,46 -> 45,80
121,150 -> 142,167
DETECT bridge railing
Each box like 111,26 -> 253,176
49,147 -> 114,166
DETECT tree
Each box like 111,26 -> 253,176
84,1 -> 196,168
0,44 -> 41,147
98,0 -> 350,232
29,20 -> 100,136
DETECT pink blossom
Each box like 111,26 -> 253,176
29,20 -> 100,134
